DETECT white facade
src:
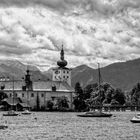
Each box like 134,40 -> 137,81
4,89 -> 73,110
52,68 -> 72,86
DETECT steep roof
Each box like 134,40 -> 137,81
0,80 -> 23,90
33,81 -> 74,92
0,80 -> 74,92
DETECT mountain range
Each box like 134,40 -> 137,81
0,60 -> 49,81
0,58 -> 140,91
71,58 -> 140,91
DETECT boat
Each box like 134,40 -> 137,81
77,63 -> 112,118
3,77 -> 19,116
3,110 -> 19,116
130,116 -> 140,123
130,112 -> 140,123
77,111 -> 112,117
0,118 -> 8,129
0,125 -> 8,129
21,109 -> 31,115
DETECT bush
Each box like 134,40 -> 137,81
56,96 -> 69,111
46,100 -> 54,111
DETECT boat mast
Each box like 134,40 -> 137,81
12,77 -> 15,111
98,63 -> 102,112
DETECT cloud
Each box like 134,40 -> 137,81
0,0 -> 140,16
0,39 -> 32,55
0,1 -> 140,70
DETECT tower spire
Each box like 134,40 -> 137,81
57,44 -> 67,68
60,44 -> 64,60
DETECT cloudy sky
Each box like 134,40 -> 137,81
0,0 -> 140,71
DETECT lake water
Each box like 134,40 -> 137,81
0,111 -> 140,140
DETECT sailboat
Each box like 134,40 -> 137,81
77,63 -> 112,117
0,121 -> 8,129
3,77 -> 19,116
130,107 -> 140,123
21,109 -> 31,115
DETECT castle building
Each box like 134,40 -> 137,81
0,47 -> 74,110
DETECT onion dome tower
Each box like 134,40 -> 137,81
57,45 -> 68,68
52,45 -> 72,86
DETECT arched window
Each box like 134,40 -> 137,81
22,93 -> 24,97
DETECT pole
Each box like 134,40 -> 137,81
98,63 -> 102,113
12,77 -> 14,111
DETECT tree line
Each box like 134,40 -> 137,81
73,82 -> 140,112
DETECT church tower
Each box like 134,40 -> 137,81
52,45 -> 72,86
25,69 -> 33,91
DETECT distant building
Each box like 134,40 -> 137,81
0,47 -> 74,110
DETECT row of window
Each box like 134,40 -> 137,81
63,71 -> 69,74
55,70 -> 69,74
9,93 -> 44,98
55,75 -> 69,79
63,76 -> 69,79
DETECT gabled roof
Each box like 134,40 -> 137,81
0,80 -> 23,90
0,80 -> 74,92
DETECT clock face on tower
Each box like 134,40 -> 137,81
55,70 -> 59,74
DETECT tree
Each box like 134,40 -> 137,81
46,100 -> 54,111
104,87 -> 114,104
73,97 -> 87,111
0,91 -> 8,104
73,82 -> 87,111
83,83 -> 98,100
130,83 -> 140,105
113,88 -> 125,105
75,82 -> 84,98
56,96 -> 69,111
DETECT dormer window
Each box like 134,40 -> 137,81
55,70 -> 59,74
52,85 -> 56,91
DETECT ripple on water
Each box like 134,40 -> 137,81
0,112 -> 140,140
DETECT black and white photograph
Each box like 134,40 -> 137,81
0,0 -> 140,139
